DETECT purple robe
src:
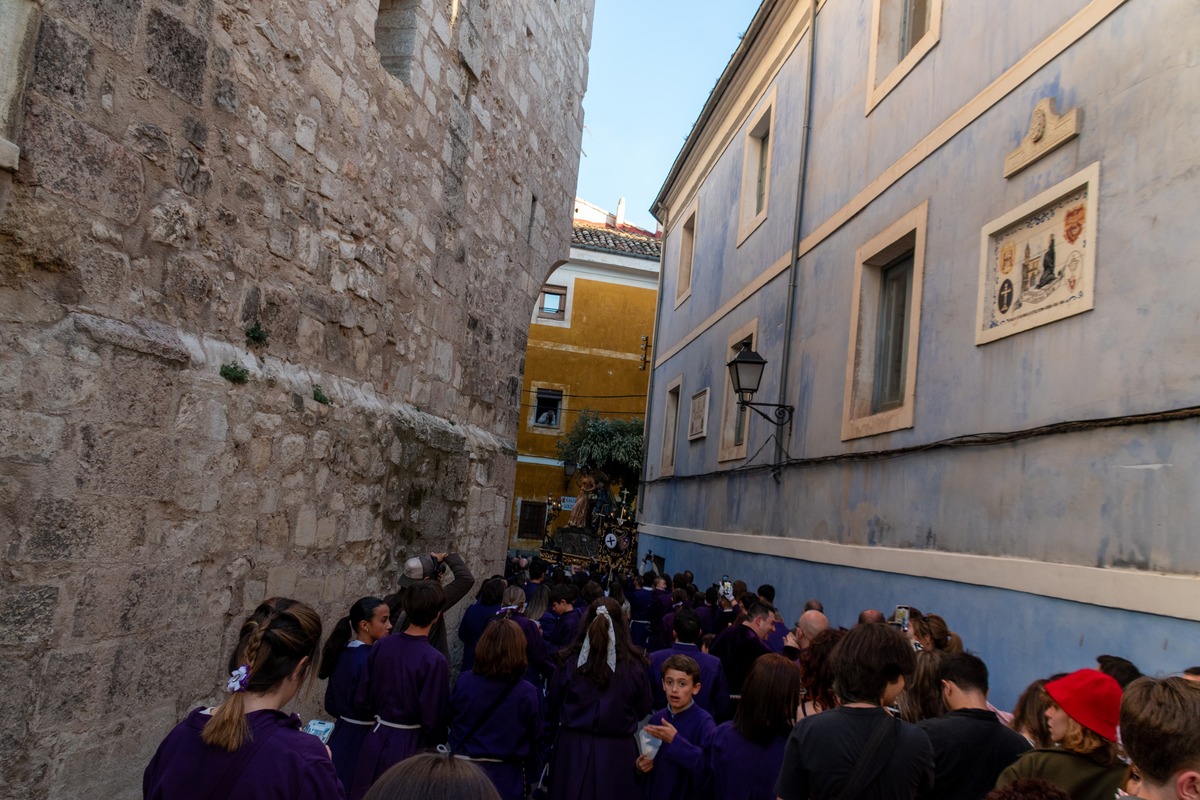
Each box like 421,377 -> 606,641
709,721 -> 787,800
767,621 -> 789,654
143,707 -> 345,799
640,703 -> 716,800
647,643 -> 731,720
450,671 -> 544,800
323,641 -> 374,792
709,623 -> 771,696
349,632 -> 449,800
458,601 -> 501,672
543,608 -> 582,649
509,612 -> 555,687
547,657 -> 652,800
693,604 -> 715,635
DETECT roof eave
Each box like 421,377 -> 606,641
650,0 -> 782,224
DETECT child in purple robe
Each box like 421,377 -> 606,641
143,597 -> 344,799
497,585 -> 555,689
541,584 -> 582,649
648,608 -> 732,721
318,596 -> 392,793
459,578 -> 506,671
449,619 -> 544,800
636,654 -> 717,800
547,597 -> 652,800
709,653 -> 801,800
350,582 -> 450,800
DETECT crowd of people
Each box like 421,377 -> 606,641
142,552 -> 1200,800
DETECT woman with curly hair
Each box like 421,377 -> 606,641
996,669 -> 1125,799
798,628 -> 846,717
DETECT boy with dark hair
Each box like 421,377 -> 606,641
917,652 -> 1030,800
351,582 -> 450,798
775,623 -> 933,800
635,655 -> 716,799
647,608 -> 731,719
1120,676 -> 1200,800
539,583 -> 581,649
524,559 -> 547,603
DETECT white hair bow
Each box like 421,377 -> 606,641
577,605 -> 617,672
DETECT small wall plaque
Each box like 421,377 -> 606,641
976,162 -> 1099,344
1004,98 -> 1081,178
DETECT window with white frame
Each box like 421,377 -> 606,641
737,89 -> 776,245
537,284 -> 567,321
842,202 -> 927,440
661,376 -> 683,475
866,0 -> 942,114
675,204 -> 697,307
533,388 -> 563,428
719,320 -> 758,462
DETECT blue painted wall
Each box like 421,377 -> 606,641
644,0 -> 1200,669
641,533 -> 1200,710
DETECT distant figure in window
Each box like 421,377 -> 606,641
537,409 -> 557,426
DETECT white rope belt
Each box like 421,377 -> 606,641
453,754 -> 505,764
373,715 -> 422,732
339,716 -> 374,726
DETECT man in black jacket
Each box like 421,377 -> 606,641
918,652 -> 1030,800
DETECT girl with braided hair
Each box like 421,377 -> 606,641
143,597 -> 342,799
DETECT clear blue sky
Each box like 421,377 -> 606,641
575,1 -> 761,232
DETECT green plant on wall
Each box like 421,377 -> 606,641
313,384 -> 331,405
220,363 -> 249,384
245,321 -> 269,347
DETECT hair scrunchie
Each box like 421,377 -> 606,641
577,605 -> 617,671
226,664 -> 250,693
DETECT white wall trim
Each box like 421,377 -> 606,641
640,522 -> 1200,622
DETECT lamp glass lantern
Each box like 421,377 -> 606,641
727,344 -> 767,403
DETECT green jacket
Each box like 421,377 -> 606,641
996,748 -> 1124,800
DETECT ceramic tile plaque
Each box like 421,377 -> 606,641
976,163 -> 1099,345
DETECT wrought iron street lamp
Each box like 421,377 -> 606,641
726,343 -> 794,427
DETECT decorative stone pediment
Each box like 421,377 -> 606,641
1004,97 -> 1081,178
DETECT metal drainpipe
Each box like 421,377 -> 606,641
638,233 -> 669,518
773,0 -> 818,479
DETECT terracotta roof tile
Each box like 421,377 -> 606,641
572,221 -> 662,261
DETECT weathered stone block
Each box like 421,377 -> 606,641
0,586 -> 60,646
73,313 -> 190,364
32,16 -> 94,111
57,0 -> 142,55
22,97 -> 144,224
145,9 -> 208,106
76,426 -> 179,499
0,411 -> 65,464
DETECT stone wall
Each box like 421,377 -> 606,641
0,0 -> 593,796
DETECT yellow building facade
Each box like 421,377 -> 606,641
509,201 -> 661,548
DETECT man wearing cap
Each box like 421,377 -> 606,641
1120,675 -> 1200,800
396,551 -> 475,661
